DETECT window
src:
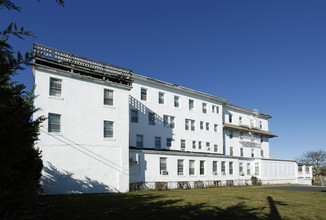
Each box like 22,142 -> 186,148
214,124 -> 218,132
189,160 -> 195,175
159,92 -> 164,104
178,159 -> 184,175
212,105 -> 219,114
214,144 -> 218,152
202,103 -> 207,113
185,119 -> 189,130
200,161 -> 205,175
49,77 -> 62,97
251,149 -> 254,158
247,163 -> 251,175
141,88 -> 147,101
239,116 -> 242,124
240,148 -> 244,157
206,142 -> 210,150
239,162 -> 243,174
181,139 -> 186,150
229,162 -> 233,175
200,121 -> 204,130
104,89 -> 113,106
261,150 -> 264,157
230,147 -> 233,156
213,161 -> 218,175
240,132 -> 244,140
260,136 -> 264,143
255,162 -> 259,175
198,141 -> 202,149
166,138 -> 172,147
206,122 -> 209,131
136,135 -> 143,148
160,157 -> 167,174
229,131 -> 233,139
164,115 -> 175,128
131,109 -> 138,123
229,114 -> 233,123
48,113 -> 61,133
305,166 -> 309,174
221,161 -> 226,174
259,121 -> 263,129
192,141 -> 196,149
298,165 -> 303,173
174,96 -> 180,107
148,112 -> 155,125
189,99 -> 194,110
185,119 -> 195,131
104,121 -> 113,138
155,137 -> 161,149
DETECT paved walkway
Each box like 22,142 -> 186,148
263,185 -> 326,193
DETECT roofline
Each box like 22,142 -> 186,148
225,103 -> 272,119
132,73 -> 228,104
32,63 -> 133,90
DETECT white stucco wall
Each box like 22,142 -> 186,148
33,67 -> 130,194
129,77 -> 224,154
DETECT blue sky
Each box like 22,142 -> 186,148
3,0 -> 326,160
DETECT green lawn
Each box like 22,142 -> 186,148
46,186 -> 326,220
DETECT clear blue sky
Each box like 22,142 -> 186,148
3,0 -> 326,160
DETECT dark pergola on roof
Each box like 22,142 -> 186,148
33,43 -> 133,86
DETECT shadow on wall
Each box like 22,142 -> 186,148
129,95 -> 174,150
47,193 -> 288,220
42,162 -> 113,195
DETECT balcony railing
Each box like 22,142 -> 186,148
239,135 -> 261,148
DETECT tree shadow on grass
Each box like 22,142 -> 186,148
46,193 -> 288,220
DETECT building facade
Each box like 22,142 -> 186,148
32,44 -> 312,194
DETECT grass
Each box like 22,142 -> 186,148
46,186 -> 326,220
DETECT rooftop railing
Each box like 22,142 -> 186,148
33,43 -> 132,80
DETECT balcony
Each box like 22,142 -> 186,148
239,135 -> 261,148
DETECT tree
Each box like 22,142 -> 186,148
298,149 -> 326,186
298,149 -> 326,175
0,1 -> 63,219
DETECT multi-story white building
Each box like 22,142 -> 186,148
32,44 -> 312,194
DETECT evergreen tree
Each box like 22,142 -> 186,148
0,1 -> 64,219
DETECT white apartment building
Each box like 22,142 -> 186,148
32,44 -> 312,194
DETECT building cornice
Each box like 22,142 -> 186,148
132,73 -> 228,104
225,103 -> 272,119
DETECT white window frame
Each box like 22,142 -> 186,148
174,95 -> 180,108
159,92 -> 164,104
202,103 -> 207,114
148,112 -> 155,125
136,134 -> 143,148
131,109 -> 138,123
141,88 -> 147,101
189,99 -> 194,111
103,120 -> 113,138
200,160 -> 205,175
189,160 -> 195,175
48,113 -> 61,133
104,89 -> 113,106
49,77 -> 62,97
177,159 -> 184,176
155,136 -> 161,149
